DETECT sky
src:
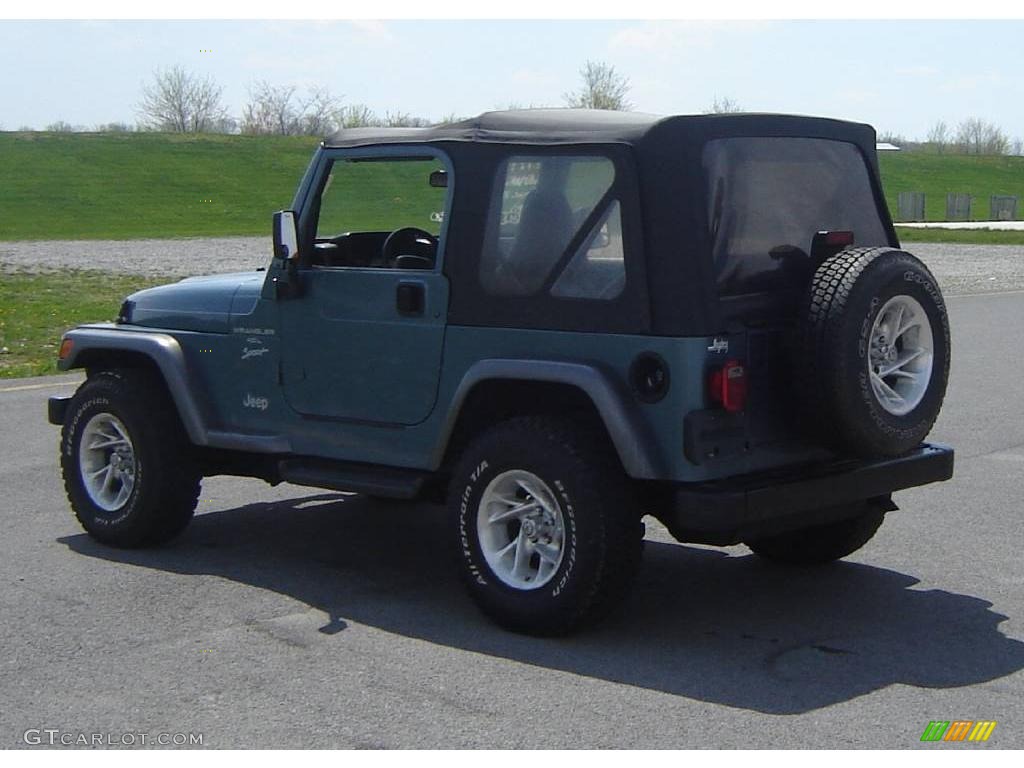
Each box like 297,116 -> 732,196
1,18 -> 1022,140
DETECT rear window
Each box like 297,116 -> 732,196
703,137 -> 888,297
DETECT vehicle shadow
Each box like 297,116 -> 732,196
60,492 -> 1024,715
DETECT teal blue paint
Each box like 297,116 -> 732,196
277,269 -> 449,426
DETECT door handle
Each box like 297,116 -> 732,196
396,281 -> 425,316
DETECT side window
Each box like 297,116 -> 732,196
551,201 -> 625,299
480,155 -> 622,297
313,157 -> 448,269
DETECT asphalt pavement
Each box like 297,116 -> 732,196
1,292 -> 1022,749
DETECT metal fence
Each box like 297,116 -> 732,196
946,193 -> 973,221
897,192 -> 926,222
893,192 -> 1019,222
991,195 -> 1019,221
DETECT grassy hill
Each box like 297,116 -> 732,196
0,132 -> 318,240
878,152 -> 1024,222
1,132 -> 1022,242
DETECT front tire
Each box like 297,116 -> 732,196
61,369 -> 201,548
449,417 -> 643,635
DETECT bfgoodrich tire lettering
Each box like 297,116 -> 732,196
61,369 -> 201,548
799,247 -> 950,457
450,417 -> 642,635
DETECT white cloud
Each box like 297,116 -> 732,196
346,19 -> 395,43
895,64 -> 939,76
941,72 -> 1004,92
835,88 -> 879,105
510,68 -> 556,87
609,20 -> 769,56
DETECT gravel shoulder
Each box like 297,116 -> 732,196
1,238 -> 1022,296
910,242 -> 1024,296
0,237 -> 272,279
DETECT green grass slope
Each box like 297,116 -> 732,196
0,132 -> 318,240
878,152 -> 1024,222
1,132 -> 1022,242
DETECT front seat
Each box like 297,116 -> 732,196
503,173 -> 575,295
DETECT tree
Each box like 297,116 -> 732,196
706,96 -> 742,114
564,61 -> 632,111
383,111 -> 431,127
338,104 -> 381,128
926,120 -> 950,153
242,82 -> 346,136
209,115 -> 239,134
435,112 -> 466,126
138,66 -> 229,133
955,117 -> 1009,155
299,86 -> 342,136
95,122 -> 135,133
45,120 -> 77,132
241,81 -> 300,135
877,130 -> 907,146
1012,137 -> 1024,157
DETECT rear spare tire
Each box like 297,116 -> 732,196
799,247 -> 950,457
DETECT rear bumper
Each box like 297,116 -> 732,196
659,442 -> 954,545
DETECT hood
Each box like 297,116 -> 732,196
122,272 -> 265,333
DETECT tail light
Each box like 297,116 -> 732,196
709,359 -> 747,413
811,230 -> 855,264
820,230 -> 855,248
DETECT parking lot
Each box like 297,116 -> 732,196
2,290 -> 1022,749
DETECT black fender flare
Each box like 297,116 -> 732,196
436,359 -> 665,479
58,325 -> 290,454
60,326 -> 211,445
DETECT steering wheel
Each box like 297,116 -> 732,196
381,227 -> 437,268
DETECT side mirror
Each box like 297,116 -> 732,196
429,169 -> 448,188
272,210 -> 299,261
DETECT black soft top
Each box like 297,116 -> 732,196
324,109 -> 877,152
322,109 -> 890,337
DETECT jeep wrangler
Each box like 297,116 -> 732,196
48,110 -> 954,635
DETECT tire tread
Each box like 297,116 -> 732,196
449,415 -> 642,635
61,369 -> 201,548
798,247 -> 949,456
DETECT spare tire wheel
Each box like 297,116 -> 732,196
798,247 -> 950,458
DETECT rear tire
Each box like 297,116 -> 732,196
745,504 -> 885,565
449,417 -> 643,635
799,247 -> 950,457
61,369 -> 201,548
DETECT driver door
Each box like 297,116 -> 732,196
277,150 -> 451,426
